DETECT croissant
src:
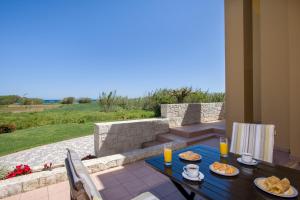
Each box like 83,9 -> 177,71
225,167 -> 236,174
180,151 -> 200,160
264,176 -> 280,190
270,178 -> 290,194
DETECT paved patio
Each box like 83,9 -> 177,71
3,160 -> 205,200
0,135 -> 94,167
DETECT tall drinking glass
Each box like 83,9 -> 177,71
220,137 -> 228,157
164,143 -> 172,166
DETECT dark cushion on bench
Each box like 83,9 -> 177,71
66,149 -> 103,200
65,149 -> 159,200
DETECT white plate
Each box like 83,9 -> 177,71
178,152 -> 202,162
237,157 -> 258,166
254,177 -> 298,198
182,171 -> 204,181
209,164 -> 239,176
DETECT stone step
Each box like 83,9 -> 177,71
284,161 -> 300,170
170,124 -> 225,138
141,140 -> 165,148
212,128 -> 226,134
157,132 -> 222,146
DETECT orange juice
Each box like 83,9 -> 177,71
220,142 -> 228,157
164,148 -> 172,165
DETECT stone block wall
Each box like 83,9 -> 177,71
161,102 -> 225,127
94,118 -> 169,157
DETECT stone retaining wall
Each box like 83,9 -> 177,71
94,118 -> 169,157
0,141 -> 186,199
161,102 -> 225,127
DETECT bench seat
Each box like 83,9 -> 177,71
65,149 -> 159,200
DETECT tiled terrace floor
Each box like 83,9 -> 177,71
3,161 -> 197,200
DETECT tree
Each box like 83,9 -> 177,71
61,97 -> 75,104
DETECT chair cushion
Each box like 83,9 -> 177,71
131,192 -> 160,200
66,150 -> 158,200
66,149 -> 103,200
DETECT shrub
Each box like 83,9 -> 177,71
183,90 -> 225,103
0,123 -> 16,134
141,87 -> 225,116
0,95 -> 21,105
77,119 -> 86,124
143,89 -> 176,116
114,96 -> 128,109
61,97 -> 75,104
5,164 -> 31,179
0,165 -> 8,180
78,98 -> 92,104
183,89 -> 210,103
170,87 -> 192,103
20,98 -> 43,105
207,92 -> 225,102
98,91 -> 117,112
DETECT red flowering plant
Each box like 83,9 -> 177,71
5,164 -> 32,179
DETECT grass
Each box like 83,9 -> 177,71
0,103 -> 155,156
0,103 -> 155,130
0,104 -> 60,113
0,123 -> 94,156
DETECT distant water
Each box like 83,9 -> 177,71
43,99 -> 60,104
43,99 -> 97,104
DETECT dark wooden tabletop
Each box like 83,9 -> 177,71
145,145 -> 300,200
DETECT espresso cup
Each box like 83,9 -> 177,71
183,164 -> 199,178
242,153 -> 253,163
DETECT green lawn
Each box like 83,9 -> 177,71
0,103 -> 155,156
0,103 -> 154,130
0,123 -> 94,156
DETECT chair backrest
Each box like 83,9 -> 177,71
230,122 -> 275,163
65,149 -> 103,200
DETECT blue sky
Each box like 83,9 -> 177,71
0,0 -> 224,99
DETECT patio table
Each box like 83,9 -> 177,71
145,145 -> 300,200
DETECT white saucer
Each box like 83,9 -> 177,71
237,157 -> 258,166
182,171 -> 204,181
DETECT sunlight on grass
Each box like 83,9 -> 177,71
0,123 -> 94,156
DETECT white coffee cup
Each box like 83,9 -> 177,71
242,153 -> 253,163
183,164 -> 199,178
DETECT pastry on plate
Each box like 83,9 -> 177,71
260,176 -> 292,195
179,151 -> 201,161
211,162 -> 237,175
263,176 -> 280,190
271,178 -> 291,194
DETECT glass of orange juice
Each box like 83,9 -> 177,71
220,137 -> 228,157
164,143 -> 172,166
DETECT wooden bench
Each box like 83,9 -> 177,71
65,149 -> 159,200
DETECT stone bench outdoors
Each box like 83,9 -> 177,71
65,148 -> 159,200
